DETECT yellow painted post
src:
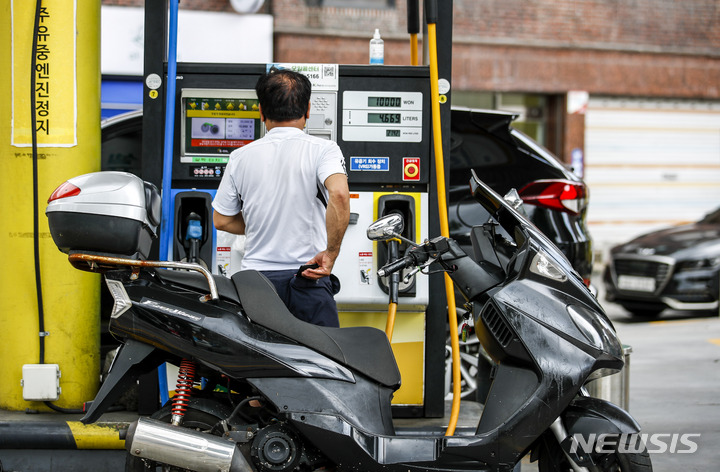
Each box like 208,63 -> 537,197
0,0 -> 101,411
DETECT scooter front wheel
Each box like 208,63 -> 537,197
535,431 -> 652,472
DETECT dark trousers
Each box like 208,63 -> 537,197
260,269 -> 340,327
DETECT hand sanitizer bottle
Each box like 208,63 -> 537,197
369,29 -> 384,65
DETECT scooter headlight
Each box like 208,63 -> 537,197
105,279 -> 132,318
567,304 -> 622,359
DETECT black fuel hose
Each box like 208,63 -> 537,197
30,0 -> 84,415
30,0 -> 46,366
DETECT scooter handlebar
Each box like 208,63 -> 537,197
378,255 -> 415,277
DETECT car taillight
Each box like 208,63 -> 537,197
518,180 -> 587,215
48,181 -> 81,203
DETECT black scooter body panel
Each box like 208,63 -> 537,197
249,376 -> 397,438
109,273 -> 355,383
81,339 -> 161,424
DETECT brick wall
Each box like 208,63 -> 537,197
102,0 -> 720,98
269,0 -> 720,98
452,0 -> 719,54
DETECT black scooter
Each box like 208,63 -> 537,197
47,170 -> 652,472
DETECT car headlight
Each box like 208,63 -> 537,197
676,257 -> 720,272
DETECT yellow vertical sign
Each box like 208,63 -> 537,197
11,0 -> 76,147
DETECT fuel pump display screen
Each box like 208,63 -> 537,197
343,91 -> 423,142
368,113 -> 401,124
367,96 -> 401,107
180,88 -> 263,163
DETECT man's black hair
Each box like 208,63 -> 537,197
255,68 -> 312,122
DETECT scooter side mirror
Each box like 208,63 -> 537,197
367,214 -> 404,241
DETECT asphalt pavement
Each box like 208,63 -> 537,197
596,285 -> 720,472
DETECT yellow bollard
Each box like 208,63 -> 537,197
0,0 -> 101,411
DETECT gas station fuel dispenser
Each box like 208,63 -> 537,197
146,62 -> 441,416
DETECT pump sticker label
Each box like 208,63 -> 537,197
267,63 -> 338,91
350,157 -> 389,172
359,252 -> 373,285
216,247 -> 231,277
403,158 -> 421,181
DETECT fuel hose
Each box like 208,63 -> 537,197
425,0 -> 462,436
27,0 -> 85,415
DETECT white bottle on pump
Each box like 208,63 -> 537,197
369,29 -> 384,64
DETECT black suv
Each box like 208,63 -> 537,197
449,107 -> 593,283
446,107 -> 594,400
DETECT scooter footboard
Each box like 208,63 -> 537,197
290,412 -> 439,471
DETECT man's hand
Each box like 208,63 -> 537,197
301,250 -> 337,280
302,173 -> 349,280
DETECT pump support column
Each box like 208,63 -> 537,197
0,0 -> 101,411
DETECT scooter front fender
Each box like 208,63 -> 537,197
546,396 -> 642,468
563,396 -> 641,438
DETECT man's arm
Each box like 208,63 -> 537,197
302,173 -> 350,280
213,210 -> 246,235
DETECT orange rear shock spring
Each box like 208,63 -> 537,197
171,359 -> 197,425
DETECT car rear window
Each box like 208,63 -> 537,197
449,129 -> 566,193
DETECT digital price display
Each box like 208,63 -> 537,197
368,96 -> 401,107
343,91 -> 423,143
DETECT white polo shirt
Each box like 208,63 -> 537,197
212,127 -> 347,271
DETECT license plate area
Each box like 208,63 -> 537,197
617,275 -> 656,292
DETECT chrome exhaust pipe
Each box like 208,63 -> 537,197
126,417 -> 252,472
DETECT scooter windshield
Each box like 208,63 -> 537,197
469,170 -> 579,281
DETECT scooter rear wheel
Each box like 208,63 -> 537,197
536,432 -> 653,472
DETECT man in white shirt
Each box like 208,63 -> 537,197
212,69 -> 350,327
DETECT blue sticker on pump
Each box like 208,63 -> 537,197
350,157 -> 389,171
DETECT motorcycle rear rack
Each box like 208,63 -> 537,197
67,253 -> 220,301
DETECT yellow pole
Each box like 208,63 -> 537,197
0,0 -> 101,411
427,21 -> 461,436
410,33 -> 419,66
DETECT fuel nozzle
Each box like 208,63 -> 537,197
185,212 -> 203,264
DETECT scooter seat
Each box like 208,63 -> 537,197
154,269 -> 242,305
232,270 -> 401,389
